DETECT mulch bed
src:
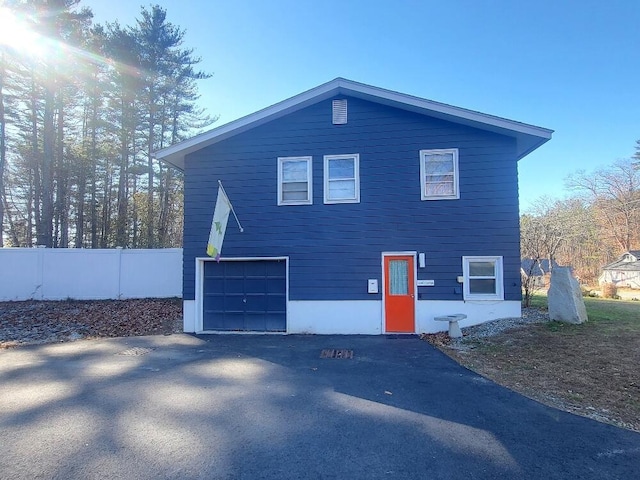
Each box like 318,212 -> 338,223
0,298 -> 182,348
423,311 -> 640,433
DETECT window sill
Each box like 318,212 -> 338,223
463,296 -> 504,302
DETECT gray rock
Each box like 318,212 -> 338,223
548,266 -> 588,324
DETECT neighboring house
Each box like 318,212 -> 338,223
598,251 -> 640,289
155,78 -> 552,334
521,258 -> 554,288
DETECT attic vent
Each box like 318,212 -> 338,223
332,99 -> 347,124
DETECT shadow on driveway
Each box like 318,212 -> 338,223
0,334 -> 638,479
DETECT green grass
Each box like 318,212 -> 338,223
527,294 -> 548,310
529,293 -> 640,333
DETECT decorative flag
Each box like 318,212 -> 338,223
207,185 -> 232,261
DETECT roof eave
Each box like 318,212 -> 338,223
154,77 -> 553,171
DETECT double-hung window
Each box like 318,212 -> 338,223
324,154 -> 360,204
420,148 -> 459,200
462,256 -> 504,300
278,156 -> 312,205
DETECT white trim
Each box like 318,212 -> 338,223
277,156 -> 313,206
462,256 -> 504,301
154,78 -> 553,170
420,148 -> 460,200
323,154 -> 360,204
195,256 -> 289,333
381,251 -> 417,334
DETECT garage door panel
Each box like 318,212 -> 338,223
267,278 -> 286,293
220,312 -> 244,330
224,277 -> 244,292
266,313 -> 286,331
203,260 -> 286,332
245,293 -> 267,311
266,260 -> 285,275
244,277 -> 267,293
244,261 -> 267,276
224,294 -> 246,311
203,309 -> 224,330
203,294 -> 224,311
267,294 -> 286,311
244,313 -> 267,331
223,261 -> 245,275
204,277 -> 225,292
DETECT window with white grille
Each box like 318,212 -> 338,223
323,154 -> 360,204
277,156 -> 312,205
420,148 -> 459,200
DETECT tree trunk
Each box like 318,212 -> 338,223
146,102 -> 154,248
55,92 -> 69,248
75,103 -> 88,248
90,97 -> 98,248
30,75 -> 42,247
41,77 -> 55,248
115,96 -> 129,247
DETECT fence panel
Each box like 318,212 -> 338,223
0,248 -> 182,301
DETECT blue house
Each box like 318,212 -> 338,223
156,78 -> 552,334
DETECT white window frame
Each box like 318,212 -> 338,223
323,154 -> 360,204
277,156 -> 313,206
420,148 -> 459,200
462,256 -> 504,301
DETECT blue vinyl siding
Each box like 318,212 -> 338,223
183,96 -> 521,302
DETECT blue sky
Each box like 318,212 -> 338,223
84,0 -> 640,211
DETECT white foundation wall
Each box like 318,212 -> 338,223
0,248 -> 182,301
288,301 -> 382,334
184,298 -> 522,334
183,300 -> 197,332
415,300 -> 521,333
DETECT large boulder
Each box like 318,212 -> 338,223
548,266 -> 588,324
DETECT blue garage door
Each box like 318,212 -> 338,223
203,260 -> 287,332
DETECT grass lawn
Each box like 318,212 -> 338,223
437,295 -> 640,432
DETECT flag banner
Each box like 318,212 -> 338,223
206,185 -> 231,261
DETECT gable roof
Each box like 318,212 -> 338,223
155,77 -> 553,171
602,251 -> 640,271
521,258 -> 555,276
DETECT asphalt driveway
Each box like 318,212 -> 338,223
0,334 -> 638,479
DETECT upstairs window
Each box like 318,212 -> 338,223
420,148 -> 459,200
324,154 -> 360,204
462,256 -> 504,300
278,156 -> 312,205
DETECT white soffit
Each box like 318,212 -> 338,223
155,78 -> 553,170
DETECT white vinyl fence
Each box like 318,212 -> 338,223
0,248 -> 182,301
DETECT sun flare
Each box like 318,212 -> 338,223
0,7 -> 47,58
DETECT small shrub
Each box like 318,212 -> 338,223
601,283 -> 617,299
581,288 -> 592,297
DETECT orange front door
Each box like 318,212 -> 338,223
384,255 -> 415,333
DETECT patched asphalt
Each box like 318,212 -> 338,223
0,334 -> 638,479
